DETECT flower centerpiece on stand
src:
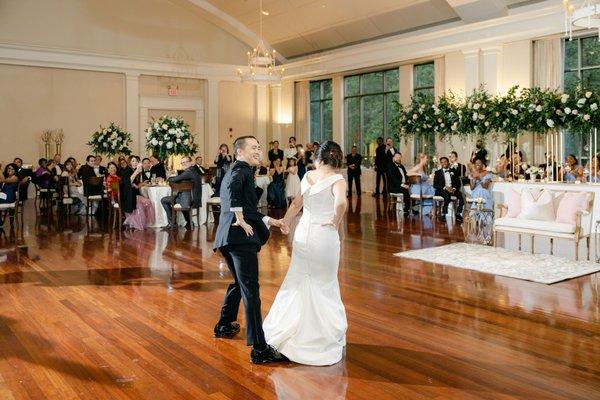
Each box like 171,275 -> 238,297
145,115 -> 198,168
88,122 -> 132,157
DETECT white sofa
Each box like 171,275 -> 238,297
492,191 -> 594,261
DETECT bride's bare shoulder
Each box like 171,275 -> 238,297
305,171 -> 315,185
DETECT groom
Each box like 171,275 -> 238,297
213,136 -> 289,364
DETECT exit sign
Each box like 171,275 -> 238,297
168,86 -> 178,96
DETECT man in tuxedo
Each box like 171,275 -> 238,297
13,157 -> 32,200
433,157 -> 464,222
449,151 -> 468,185
51,154 -> 64,176
384,137 -> 397,166
283,136 -> 297,161
373,137 -> 386,197
94,155 -> 108,176
78,155 -> 104,214
268,141 -> 284,168
386,152 -> 410,215
193,156 -> 206,175
160,156 -> 202,230
214,136 -> 288,364
141,158 -> 153,182
345,146 -> 362,197
470,139 -> 488,164
149,155 -> 167,180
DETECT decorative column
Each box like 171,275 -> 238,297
332,75 -> 344,149
125,72 -> 140,154
254,84 -> 268,148
205,78 -> 220,162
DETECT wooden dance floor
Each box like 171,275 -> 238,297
0,197 -> 598,399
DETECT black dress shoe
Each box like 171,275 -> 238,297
214,322 -> 240,338
456,215 -> 464,223
250,345 -> 288,364
160,224 -> 173,231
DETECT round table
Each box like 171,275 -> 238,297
140,183 -> 214,228
255,175 -> 271,207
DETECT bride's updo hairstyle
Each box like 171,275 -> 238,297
315,140 -> 343,169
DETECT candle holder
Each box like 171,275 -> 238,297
52,129 -> 64,156
41,129 -> 53,159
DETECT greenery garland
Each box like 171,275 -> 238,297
88,122 -> 132,157
391,85 -> 600,142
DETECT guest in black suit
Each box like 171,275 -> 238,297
51,154 -> 64,176
373,137 -> 386,196
433,157 -> 464,222
149,155 -> 167,180
384,137 -> 397,166
213,136 -> 288,364
449,151 -> 468,185
94,155 -> 108,177
386,152 -> 410,214
160,156 -> 203,230
78,155 -> 104,215
345,146 -> 362,197
193,156 -> 207,176
13,157 -> 32,201
141,158 -> 153,182
470,139 -> 488,164
268,141 -> 284,168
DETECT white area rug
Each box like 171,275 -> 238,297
395,242 -> 600,284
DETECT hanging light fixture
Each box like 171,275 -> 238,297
563,0 -> 600,40
237,0 -> 284,84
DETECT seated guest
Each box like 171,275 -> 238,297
51,154 -> 64,176
104,162 -> 121,204
433,157 -> 464,222
386,152 -> 410,215
117,156 -> 129,177
121,156 -> 155,230
160,156 -> 202,230
193,156 -> 206,175
256,161 -> 268,176
141,158 -> 153,182
65,157 -> 78,171
563,154 -> 584,182
94,155 -> 108,176
507,151 -> 530,180
449,151 -> 467,183
495,154 -> 509,178
0,163 -> 19,227
267,158 -> 286,209
470,139 -> 487,164
61,159 -> 85,214
469,158 -> 494,210
150,155 -> 167,180
78,155 -> 104,214
34,158 -> 53,189
407,153 -> 436,216
13,157 -> 32,201
539,152 -> 558,180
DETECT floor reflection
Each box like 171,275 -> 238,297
269,361 -> 348,400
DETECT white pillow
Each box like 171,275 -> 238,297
518,189 -> 555,221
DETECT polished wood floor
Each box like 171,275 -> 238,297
0,197 -> 598,399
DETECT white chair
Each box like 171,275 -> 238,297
206,197 -> 221,224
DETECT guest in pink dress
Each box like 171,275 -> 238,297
121,156 -> 155,230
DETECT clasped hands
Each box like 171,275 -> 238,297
233,217 -> 291,236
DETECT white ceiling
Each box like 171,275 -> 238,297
199,0 -> 542,59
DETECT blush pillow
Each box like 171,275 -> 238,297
518,190 -> 555,221
506,189 -> 522,217
555,192 -> 588,225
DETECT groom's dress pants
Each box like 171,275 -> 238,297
218,243 -> 266,348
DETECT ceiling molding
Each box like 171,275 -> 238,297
175,0 -> 287,63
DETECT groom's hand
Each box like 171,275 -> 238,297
233,219 -> 254,237
270,218 -> 290,235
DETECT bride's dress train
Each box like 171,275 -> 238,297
263,174 -> 347,366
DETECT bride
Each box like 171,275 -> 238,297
263,140 -> 348,366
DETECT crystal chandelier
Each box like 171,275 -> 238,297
237,0 -> 284,84
563,0 -> 600,40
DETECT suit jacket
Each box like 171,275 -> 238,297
374,144 -> 386,168
150,162 -> 167,180
214,161 -> 270,251
78,164 -> 103,196
141,169 -> 152,182
433,168 -> 461,193
192,164 -> 206,176
168,166 -> 203,209
387,163 -> 409,193
384,147 -> 396,167
346,153 -> 362,176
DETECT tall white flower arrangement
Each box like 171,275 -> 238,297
145,116 -> 197,160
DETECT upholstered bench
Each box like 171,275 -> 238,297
492,189 -> 594,260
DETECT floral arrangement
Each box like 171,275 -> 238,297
457,86 -> 496,139
526,165 -> 540,176
391,85 -> 600,141
145,115 -> 197,160
88,122 -> 132,157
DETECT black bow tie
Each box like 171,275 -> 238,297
443,169 -> 448,172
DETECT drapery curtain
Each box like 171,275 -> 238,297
533,38 -> 563,90
294,81 -> 309,144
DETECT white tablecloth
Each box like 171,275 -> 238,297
140,183 -> 214,228
256,175 -> 271,207
341,167 -> 375,193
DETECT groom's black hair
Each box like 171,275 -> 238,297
233,135 -> 257,156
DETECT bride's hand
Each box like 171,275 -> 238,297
321,220 -> 336,227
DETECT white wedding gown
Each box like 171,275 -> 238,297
263,173 -> 347,366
